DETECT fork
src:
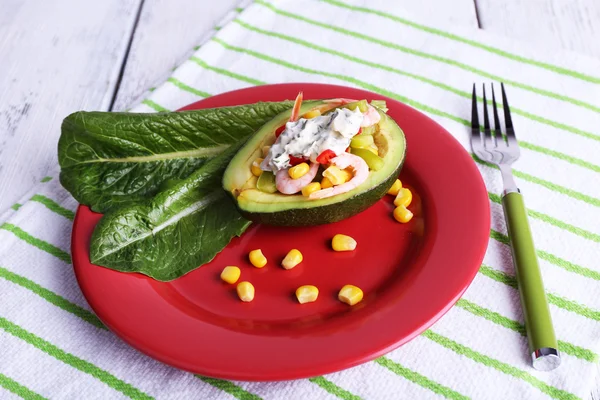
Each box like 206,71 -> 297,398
471,83 -> 560,371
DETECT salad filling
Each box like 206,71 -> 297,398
256,93 -> 384,199
261,107 -> 364,172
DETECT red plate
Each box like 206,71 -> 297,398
72,83 -> 489,381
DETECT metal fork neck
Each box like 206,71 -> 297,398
499,164 -> 520,196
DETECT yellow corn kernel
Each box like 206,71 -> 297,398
321,177 -> 334,189
394,188 -> 412,207
393,206 -> 414,223
251,158 -> 264,177
302,182 -> 321,197
289,162 -> 310,179
341,169 -> 353,182
331,234 -> 357,252
282,249 -> 303,269
262,146 -> 271,157
323,166 -> 352,185
338,285 -> 363,306
220,266 -> 241,284
249,249 -> 267,268
387,179 -> 402,196
296,285 -> 319,304
303,109 -> 321,119
237,281 -> 255,302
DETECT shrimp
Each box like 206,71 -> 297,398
324,98 -> 380,127
276,162 -> 320,194
309,153 -> 369,200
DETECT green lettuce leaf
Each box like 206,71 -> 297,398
59,101 -> 292,212
90,144 -> 251,281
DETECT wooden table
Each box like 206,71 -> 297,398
2,0 -> 599,396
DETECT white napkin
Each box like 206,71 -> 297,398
2,0 -> 600,398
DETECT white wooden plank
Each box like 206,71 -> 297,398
111,0 -> 245,111
0,0 -> 142,214
475,0 -> 600,58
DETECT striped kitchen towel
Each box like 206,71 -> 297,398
2,0 -> 600,399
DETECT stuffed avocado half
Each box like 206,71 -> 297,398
222,95 -> 406,226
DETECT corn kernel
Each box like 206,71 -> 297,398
303,109 -> 321,119
387,179 -> 402,196
338,285 -> 363,306
302,182 -> 321,197
340,169 -> 353,182
262,146 -> 271,157
394,188 -> 412,207
249,249 -> 267,268
296,285 -> 319,304
393,206 -> 413,223
282,249 -> 303,269
251,158 -> 264,177
289,162 -> 310,179
321,177 -> 334,189
332,234 -> 357,252
323,166 -> 352,185
237,281 -> 255,302
220,266 -> 240,284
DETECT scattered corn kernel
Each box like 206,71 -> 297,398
332,234 -> 357,252
393,206 -> 414,223
296,285 -> 319,304
321,177 -> 333,189
249,249 -> 267,268
338,285 -> 363,306
387,179 -> 402,196
302,182 -> 321,197
289,162 -> 310,179
251,158 -> 264,177
323,166 -> 352,185
303,109 -> 321,119
282,249 -> 303,269
237,281 -> 255,302
220,266 -> 241,284
262,146 -> 271,157
394,188 -> 412,207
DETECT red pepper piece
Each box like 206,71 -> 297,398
289,155 -> 306,166
356,128 -> 362,135
316,149 -> 336,164
275,125 -> 285,138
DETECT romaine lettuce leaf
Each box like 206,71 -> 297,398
90,144 -> 250,281
59,101 -> 292,212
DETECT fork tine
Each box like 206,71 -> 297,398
471,83 -> 484,153
491,84 -> 504,145
471,84 -> 479,132
501,83 -> 517,144
482,84 -> 493,147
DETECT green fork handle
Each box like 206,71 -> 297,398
502,192 -> 560,370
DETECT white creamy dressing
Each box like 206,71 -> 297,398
261,108 -> 364,172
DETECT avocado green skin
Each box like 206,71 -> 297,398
237,158 -> 405,226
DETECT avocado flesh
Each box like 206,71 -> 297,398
222,104 -> 406,226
